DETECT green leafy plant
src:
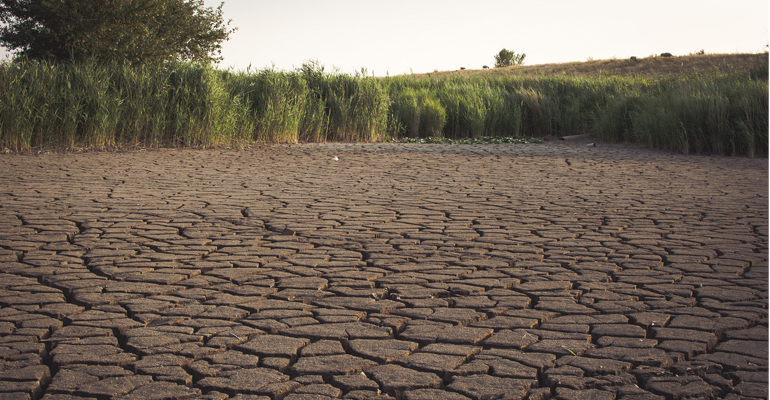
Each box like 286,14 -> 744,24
0,0 -> 235,65
495,48 -> 526,67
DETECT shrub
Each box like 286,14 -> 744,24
495,49 -> 526,67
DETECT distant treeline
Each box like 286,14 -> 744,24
0,59 -> 766,155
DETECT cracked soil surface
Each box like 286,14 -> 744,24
0,141 -> 767,400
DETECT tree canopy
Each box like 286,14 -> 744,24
494,48 -> 526,67
0,0 -> 235,64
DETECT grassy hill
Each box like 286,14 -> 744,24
412,53 -> 768,79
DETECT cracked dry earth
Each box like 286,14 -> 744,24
0,141 -> 767,400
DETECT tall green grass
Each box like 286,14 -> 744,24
225,68 -> 309,143
383,67 -> 767,156
620,72 -> 768,156
0,57 -> 766,156
0,60 -> 254,149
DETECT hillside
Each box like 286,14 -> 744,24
410,53 -> 768,79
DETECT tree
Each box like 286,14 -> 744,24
494,48 -> 525,67
0,0 -> 235,64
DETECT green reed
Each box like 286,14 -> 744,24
0,57 -> 766,156
299,64 -> 389,142
624,72 -> 768,155
0,59 -> 254,149
388,86 -> 446,138
225,68 -> 308,143
384,65 -> 767,156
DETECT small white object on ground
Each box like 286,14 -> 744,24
332,156 -> 339,161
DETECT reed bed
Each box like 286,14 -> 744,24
0,57 -> 766,156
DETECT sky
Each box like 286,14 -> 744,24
203,0 -> 768,76
1,1 -> 767,74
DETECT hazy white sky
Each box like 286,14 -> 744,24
205,0 -> 768,75
0,1 -> 766,74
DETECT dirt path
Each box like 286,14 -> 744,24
0,141 -> 766,400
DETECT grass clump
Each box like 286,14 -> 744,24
388,87 -> 446,138
0,59 -> 253,150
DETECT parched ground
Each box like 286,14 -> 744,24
0,141 -> 766,400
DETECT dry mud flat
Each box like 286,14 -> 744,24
0,141 -> 766,400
